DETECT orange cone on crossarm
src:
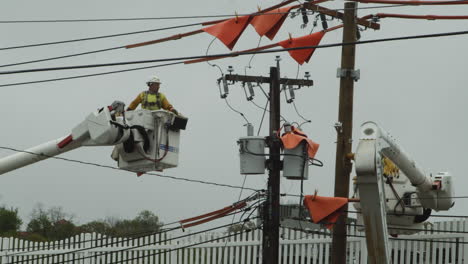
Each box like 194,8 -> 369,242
278,31 -> 325,65
250,6 -> 294,40
202,15 -> 251,50
303,195 -> 348,229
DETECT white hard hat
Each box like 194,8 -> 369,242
147,76 -> 161,84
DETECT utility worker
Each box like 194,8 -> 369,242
127,76 -> 179,114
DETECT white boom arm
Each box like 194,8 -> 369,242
354,121 -> 455,264
0,137 -> 81,175
0,101 -> 187,175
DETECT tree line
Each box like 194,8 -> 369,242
0,205 -> 256,242
0,205 -> 162,241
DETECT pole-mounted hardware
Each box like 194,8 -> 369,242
337,68 -> 360,82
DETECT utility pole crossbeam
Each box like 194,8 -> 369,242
223,68 -> 313,264
331,2 -> 358,264
222,74 -> 313,87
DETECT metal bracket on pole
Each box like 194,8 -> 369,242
337,68 -> 360,82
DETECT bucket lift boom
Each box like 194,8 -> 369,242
0,101 -> 187,175
354,121 -> 454,264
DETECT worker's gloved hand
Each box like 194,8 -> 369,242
171,108 -> 179,115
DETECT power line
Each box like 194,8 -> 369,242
283,193 -> 468,200
346,210 -> 468,219
0,22 -> 203,51
1,29 -> 467,76
0,146 -> 260,192
0,15 -> 239,24
0,62 -> 185,87
0,31 -> 465,89
0,5 -> 416,24
0,8 -> 461,68
285,226 -> 468,244
0,46 -> 123,68
346,223 -> 468,235
350,0 -> 468,5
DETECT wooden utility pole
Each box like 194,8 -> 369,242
331,2 -> 358,264
223,68 -> 313,264
264,66 -> 281,264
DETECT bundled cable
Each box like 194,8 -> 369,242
178,190 -> 264,229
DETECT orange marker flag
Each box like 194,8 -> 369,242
281,126 -> 319,159
250,6 -> 295,40
202,15 -> 252,50
303,195 -> 349,230
278,31 -> 325,65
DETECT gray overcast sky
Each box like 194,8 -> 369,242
1,0 -> 467,229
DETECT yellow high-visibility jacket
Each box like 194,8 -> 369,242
127,91 -> 173,111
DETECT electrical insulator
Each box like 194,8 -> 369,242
320,14 -> 328,30
301,7 -> 309,26
287,85 -> 295,103
245,123 -> 254,136
246,82 -> 255,101
282,84 -> 290,103
219,76 -> 229,98
284,122 -> 292,132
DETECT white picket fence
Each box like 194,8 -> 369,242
0,219 -> 467,263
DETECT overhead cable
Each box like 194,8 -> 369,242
1,29 -> 467,88
350,0 -> 468,5
0,22 -> 203,51
0,4 -> 411,24
0,62 -> 184,87
2,29 -> 468,76
0,46 -> 123,68
346,223 -> 468,235
224,98 -> 251,124
0,146 -> 260,191
363,13 -> 468,20
0,1 -> 436,25
283,193 -> 468,200
347,210 -> 468,219
285,226 -> 468,244
124,0 -> 307,49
